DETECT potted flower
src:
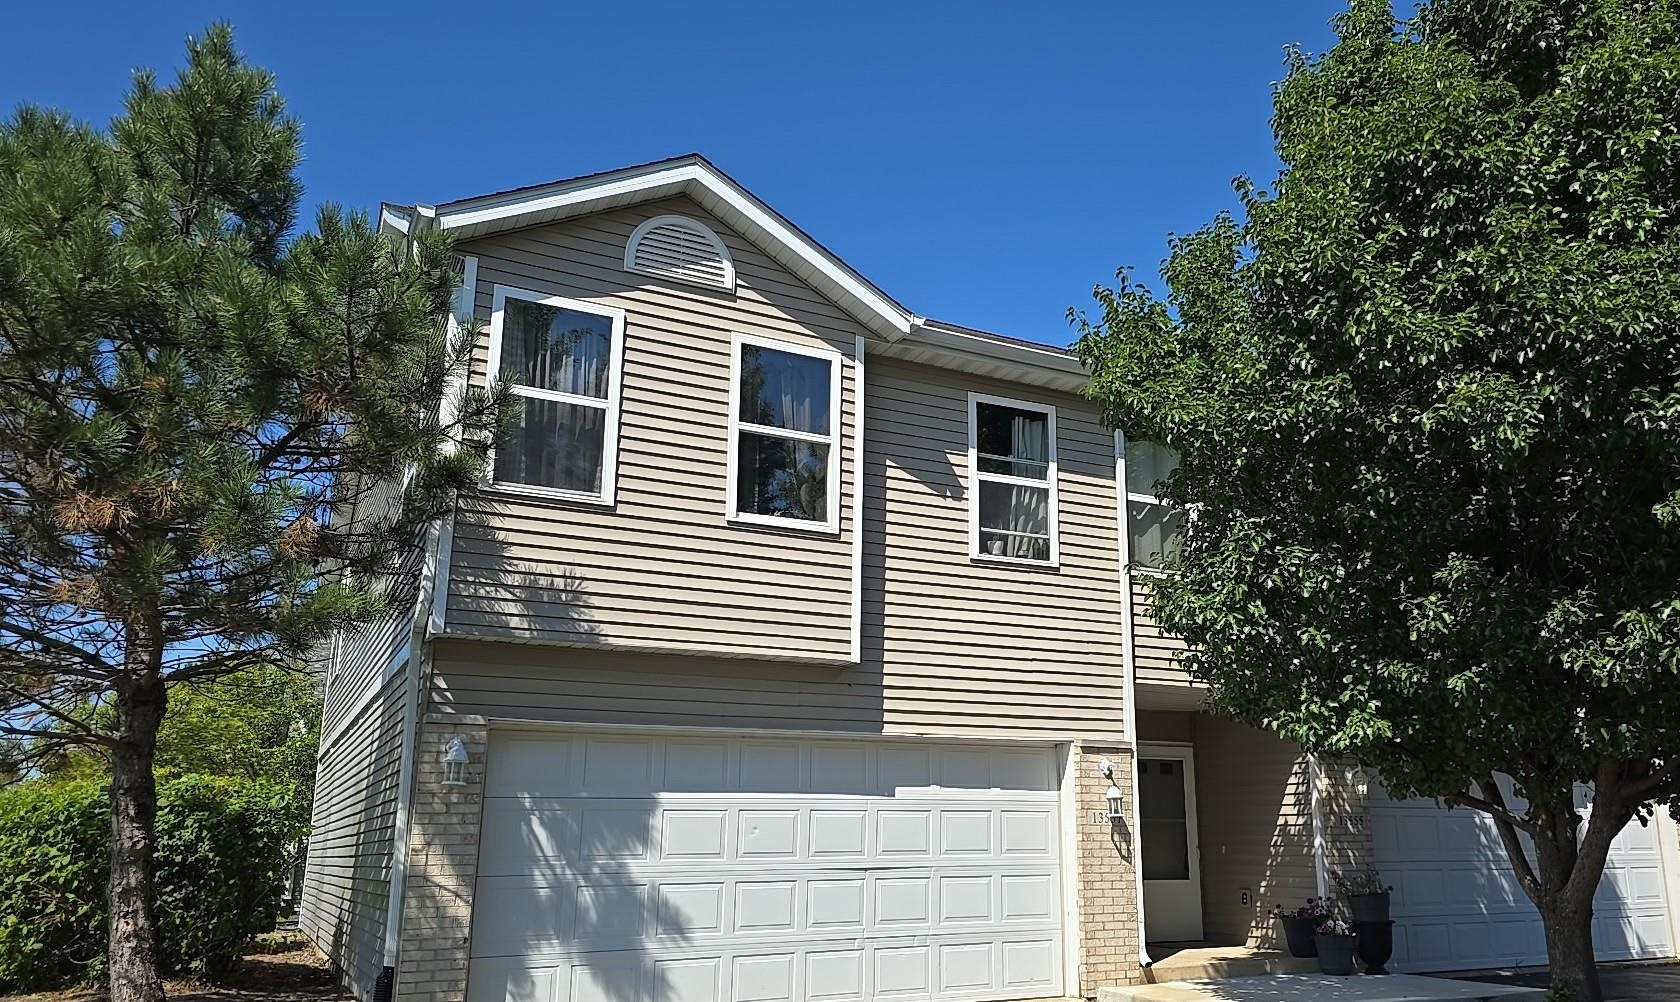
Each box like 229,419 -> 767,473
1314,917 -> 1358,975
1268,897 -> 1331,957
1334,866 -> 1394,922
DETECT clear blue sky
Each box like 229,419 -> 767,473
5,1 -> 1344,345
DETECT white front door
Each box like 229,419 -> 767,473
466,729 -> 1068,1002
1139,744 -> 1203,943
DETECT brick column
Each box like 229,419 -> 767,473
1074,744 -> 1143,993
395,715 -> 489,1002
1320,758 -> 1376,879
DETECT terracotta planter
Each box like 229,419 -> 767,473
1348,891 -> 1391,922
1314,933 -> 1358,975
1279,915 -> 1319,957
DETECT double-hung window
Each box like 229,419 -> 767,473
969,393 -> 1058,565
728,334 -> 842,532
1122,435 -> 1183,571
486,286 -> 625,503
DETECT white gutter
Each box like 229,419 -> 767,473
1115,432 -> 1153,970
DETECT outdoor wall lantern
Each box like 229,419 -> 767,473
1099,758 -> 1124,821
442,736 -> 469,786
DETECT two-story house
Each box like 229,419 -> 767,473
299,156 -> 1680,1002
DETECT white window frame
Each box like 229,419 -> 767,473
1119,431 -> 1177,576
484,284 -> 626,505
624,213 -> 738,292
968,391 -> 1060,567
726,332 -> 843,534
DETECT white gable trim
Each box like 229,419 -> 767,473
430,158 -> 918,341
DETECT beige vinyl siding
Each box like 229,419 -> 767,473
431,638 -> 885,732
430,355 -> 1128,741
321,601 -> 413,738
862,357 -> 1127,740
1132,576 -> 1194,687
320,474 -> 422,736
300,673 -> 406,999
446,197 -> 859,661
1135,709 -> 1194,743
1192,714 -> 1318,949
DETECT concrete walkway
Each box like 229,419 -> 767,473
1098,973 -> 1546,1002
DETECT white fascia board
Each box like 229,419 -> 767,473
885,323 -> 1090,395
914,323 -> 1088,376
433,160 -> 917,341
378,204 -> 413,237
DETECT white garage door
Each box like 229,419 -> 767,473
466,731 -> 1067,1002
1370,779 -> 1676,972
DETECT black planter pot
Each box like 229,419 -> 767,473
1314,934 -> 1358,976
1355,920 -> 1395,975
1348,891 -> 1392,922
1279,916 -> 1319,957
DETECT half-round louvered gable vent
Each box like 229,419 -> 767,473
624,214 -> 737,292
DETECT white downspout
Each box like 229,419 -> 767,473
1309,755 -> 1330,899
848,336 -> 865,663
1116,432 -> 1153,969
382,235 -> 472,970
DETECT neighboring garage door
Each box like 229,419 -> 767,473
466,731 -> 1067,1002
1370,779 -> 1677,972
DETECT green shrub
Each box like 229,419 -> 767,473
0,774 -> 308,991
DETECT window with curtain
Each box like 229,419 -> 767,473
1124,437 -> 1183,570
970,396 -> 1057,564
730,338 -> 839,529
489,289 -> 623,501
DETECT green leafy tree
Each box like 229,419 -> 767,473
52,665 -> 322,799
0,25 -> 505,1002
1074,2 -> 1680,999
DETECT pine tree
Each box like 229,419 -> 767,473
0,25 -> 506,1001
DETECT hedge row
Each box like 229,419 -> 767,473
0,774 -> 307,991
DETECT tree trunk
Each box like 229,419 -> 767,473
1537,892 -> 1601,1002
108,671 -> 167,1002
1532,805 -> 1603,1002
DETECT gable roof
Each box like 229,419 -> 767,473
385,154 -> 916,343
382,155 -> 1089,392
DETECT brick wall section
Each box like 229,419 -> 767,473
1075,744 -> 1143,993
394,715 -> 488,1002
1319,757 -> 1377,887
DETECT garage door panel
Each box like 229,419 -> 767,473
1000,810 -> 1055,856
805,949 -> 864,1002
488,734 -> 1062,801
874,944 -> 932,999
659,882 -> 727,937
465,955 -> 558,1002
470,732 -> 1065,1002
1000,940 -> 1058,993
482,801 -> 579,873
1371,779 -> 1675,972
472,876 -> 578,956
476,935 -> 1061,1002
476,862 -> 1068,959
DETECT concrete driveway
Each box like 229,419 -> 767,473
1459,963 -> 1680,1002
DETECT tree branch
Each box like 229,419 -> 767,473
1445,776 -> 1539,835
0,681 -> 116,748
1473,775 -> 1544,903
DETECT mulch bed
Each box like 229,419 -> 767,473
0,941 -> 348,1002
